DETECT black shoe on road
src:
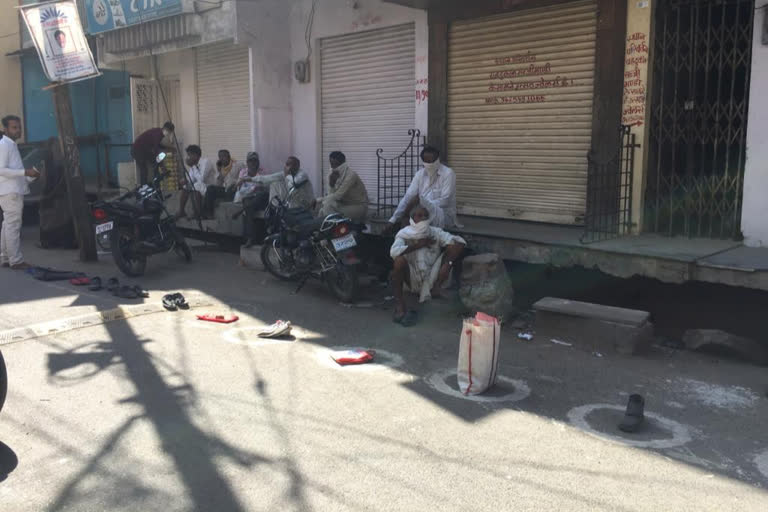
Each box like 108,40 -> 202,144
619,394 -> 645,433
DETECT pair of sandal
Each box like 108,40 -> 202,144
393,309 -> 418,327
70,276 -> 148,299
162,293 -> 189,311
106,277 -> 148,299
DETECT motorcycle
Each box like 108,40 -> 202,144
260,192 -> 363,302
0,349 -> 6,414
91,153 -> 191,277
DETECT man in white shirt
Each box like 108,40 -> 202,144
177,144 -> 216,219
387,145 -> 458,231
0,115 -> 40,270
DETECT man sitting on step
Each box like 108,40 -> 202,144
387,145 -> 458,231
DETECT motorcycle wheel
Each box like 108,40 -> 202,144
110,228 -> 147,277
326,264 -> 359,303
0,350 -> 7,413
261,242 -> 294,281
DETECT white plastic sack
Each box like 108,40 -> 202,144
457,312 -> 501,395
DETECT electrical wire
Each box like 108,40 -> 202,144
305,0 -> 317,61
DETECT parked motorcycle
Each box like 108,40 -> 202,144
260,193 -> 363,302
0,349 -> 7,413
91,153 -> 191,277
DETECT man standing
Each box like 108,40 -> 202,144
202,149 -> 245,217
317,151 -> 368,223
390,206 -> 465,327
177,145 -> 216,219
132,122 -> 175,185
387,145 -> 457,230
0,115 -> 41,270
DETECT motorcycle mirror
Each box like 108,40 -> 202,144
156,152 -> 167,164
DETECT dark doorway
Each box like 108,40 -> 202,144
645,0 -> 755,239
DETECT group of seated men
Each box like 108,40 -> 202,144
171,140 -> 466,327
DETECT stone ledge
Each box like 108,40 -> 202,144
533,297 -> 653,355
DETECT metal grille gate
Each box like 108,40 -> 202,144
376,129 -> 426,219
645,0 -> 754,238
581,126 -> 638,243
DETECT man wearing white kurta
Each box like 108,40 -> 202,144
0,115 -> 40,269
177,144 -> 216,219
388,145 -> 458,230
390,206 -> 465,326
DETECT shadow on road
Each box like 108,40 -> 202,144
0,441 -> 18,482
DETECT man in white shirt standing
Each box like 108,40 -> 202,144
0,115 -> 40,270
387,145 -> 458,231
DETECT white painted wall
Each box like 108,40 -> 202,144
237,0 -> 294,173
287,0 -> 428,190
741,0 -> 768,246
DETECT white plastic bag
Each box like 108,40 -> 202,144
457,312 -> 501,395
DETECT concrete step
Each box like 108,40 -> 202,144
532,297 -> 653,355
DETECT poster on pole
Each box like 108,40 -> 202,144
20,1 -> 99,83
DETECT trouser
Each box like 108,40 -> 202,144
0,193 -> 24,265
319,198 -> 368,223
135,158 -> 152,185
242,190 -> 270,240
203,186 -> 235,217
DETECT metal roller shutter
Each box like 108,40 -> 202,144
320,23 -> 416,198
196,42 -> 252,163
448,0 -> 597,224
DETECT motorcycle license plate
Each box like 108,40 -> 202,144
331,233 -> 357,252
95,221 -> 114,235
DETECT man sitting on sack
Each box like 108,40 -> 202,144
387,145 -> 457,231
390,205 -> 465,327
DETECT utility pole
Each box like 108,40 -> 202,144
51,83 -> 97,261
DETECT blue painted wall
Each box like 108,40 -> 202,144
22,53 -> 132,185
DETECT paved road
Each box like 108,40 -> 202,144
0,236 -> 767,511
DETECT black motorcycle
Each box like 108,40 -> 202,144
91,153 -> 191,277
260,194 -> 363,302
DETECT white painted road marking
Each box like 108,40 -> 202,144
425,368 -> 531,403
567,403 -> 692,449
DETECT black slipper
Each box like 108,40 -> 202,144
401,310 -> 418,327
89,277 -> 103,291
173,293 -> 189,309
132,286 -> 149,298
163,294 -> 178,311
113,285 -> 138,299
393,311 -> 406,324
106,277 -> 119,293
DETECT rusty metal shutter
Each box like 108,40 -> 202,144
447,0 -> 597,224
196,42 -> 252,163
320,23 -> 416,197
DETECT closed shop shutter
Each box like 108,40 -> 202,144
196,42 -> 252,163
448,0 -> 597,224
320,23 -> 416,199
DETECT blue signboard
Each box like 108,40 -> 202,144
84,0 -> 183,34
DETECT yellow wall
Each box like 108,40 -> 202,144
622,0 -> 653,233
0,0 -> 23,125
